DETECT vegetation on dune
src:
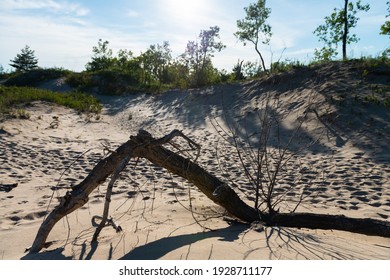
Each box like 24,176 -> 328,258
1,1 -> 388,97
0,86 -> 102,118
3,67 -> 72,87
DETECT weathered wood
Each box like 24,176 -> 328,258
131,131 -> 390,238
131,130 -> 259,222
29,139 -> 136,253
92,156 -> 130,242
263,212 -> 390,237
29,130 -> 390,254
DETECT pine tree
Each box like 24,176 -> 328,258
9,45 -> 39,72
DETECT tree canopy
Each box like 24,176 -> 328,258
9,45 -> 39,72
234,0 -> 272,72
313,0 -> 370,61
85,39 -> 114,71
380,1 -> 390,36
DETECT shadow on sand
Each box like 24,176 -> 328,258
119,223 -> 248,260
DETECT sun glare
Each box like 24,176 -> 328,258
164,0 -> 209,23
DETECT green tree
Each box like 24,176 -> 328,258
116,49 -> 134,70
234,0 -> 272,72
141,41 -> 172,87
380,1 -> 390,35
85,39 -> 115,71
313,0 -> 370,61
150,41 -> 172,87
181,26 -> 225,87
9,45 -> 39,72
140,49 -> 154,86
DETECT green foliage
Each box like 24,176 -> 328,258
4,67 -> 71,87
83,39 -> 174,93
357,54 -> 390,69
9,45 -> 39,72
66,71 -> 91,90
232,60 -> 245,80
380,1 -> 390,35
85,39 -> 115,71
0,86 -> 102,116
67,68 -> 168,95
235,0 -> 272,72
163,61 -> 190,89
313,46 -> 338,62
140,41 -> 172,88
271,59 -> 304,73
242,61 -> 263,78
313,0 -> 370,61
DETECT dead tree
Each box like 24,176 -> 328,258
28,129 -> 390,253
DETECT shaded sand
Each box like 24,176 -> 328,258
1,63 -> 389,259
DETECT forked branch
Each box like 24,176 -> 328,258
29,130 -> 390,254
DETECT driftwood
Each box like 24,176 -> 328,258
29,130 -> 390,253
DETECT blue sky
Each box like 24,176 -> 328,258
0,0 -> 388,72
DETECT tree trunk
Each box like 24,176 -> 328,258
28,130 -> 390,253
263,212 -> 390,237
255,44 -> 268,73
29,139 -> 136,253
342,0 -> 349,60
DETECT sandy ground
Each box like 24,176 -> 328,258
1,64 -> 389,259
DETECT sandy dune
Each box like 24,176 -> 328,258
0,62 -> 389,259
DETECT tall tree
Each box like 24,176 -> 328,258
234,0 -> 272,72
313,0 -> 370,61
9,45 -> 39,72
182,26 -> 225,87
150,41 -> 172,87
380,1 -> 390,36
141,41 -> 172,87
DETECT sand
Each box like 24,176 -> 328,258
0,64 -> 389,260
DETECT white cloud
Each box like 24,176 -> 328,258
126,10 -> 139,18
0,9 -> 166,71
0,0 -> 89,16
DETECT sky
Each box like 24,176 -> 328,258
0,0 -> 389,72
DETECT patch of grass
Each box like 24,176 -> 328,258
0,86 -> 102,118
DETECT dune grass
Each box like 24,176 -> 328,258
0,86 -> 102,118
